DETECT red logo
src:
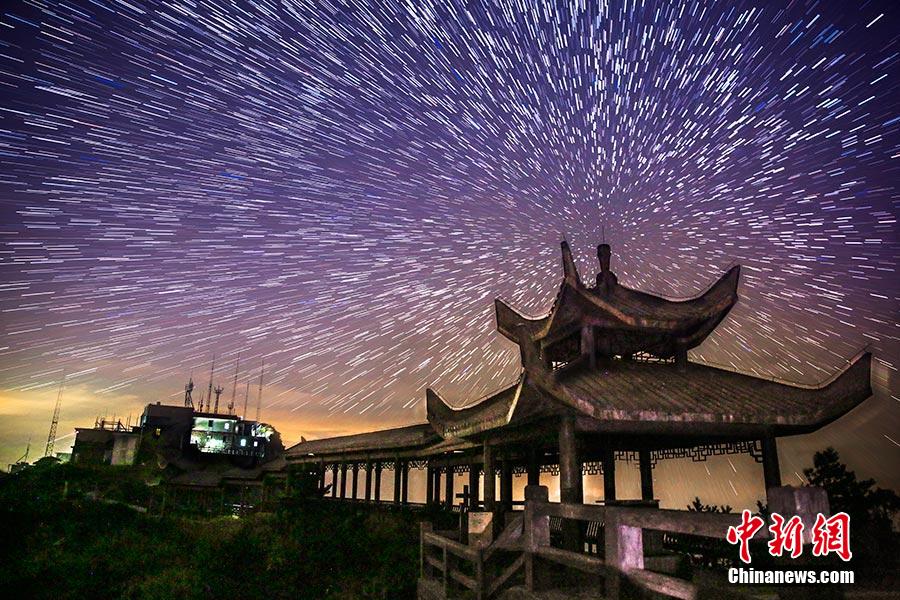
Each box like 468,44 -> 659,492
726,510 -> 765,564
726,511 -> 852,563
811,512 -> 852,561
768,513 -> 804,558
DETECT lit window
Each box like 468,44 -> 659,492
224,422 -> 230,430
240,438 -> 247,447
253,441 -> 258,447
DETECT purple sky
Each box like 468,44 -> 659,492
0,0 -> 897,508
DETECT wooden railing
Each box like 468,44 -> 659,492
523,486 -> 767,600
419,485 -> 768,600
419,521 -> 525,600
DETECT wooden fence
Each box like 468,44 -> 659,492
419,484 -> 768,600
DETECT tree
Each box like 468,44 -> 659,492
687,496 -> 732,513
803,447 -> 899,529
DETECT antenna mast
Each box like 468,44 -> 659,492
228,354 -> 240,415
184,374 -> 195,409
213,384 -> 224,414
255,359 -> 264,423
206,354 -> 216,414
44,379 -> 64,457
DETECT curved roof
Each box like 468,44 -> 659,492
496,242 -> 740,356
420,352 -> 872,438
286,424 -> 438,459
554,351 -> 872,436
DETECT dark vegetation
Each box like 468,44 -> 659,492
0,462 -> 430,599
682,447 -> 899,585
1,447 -> 896,598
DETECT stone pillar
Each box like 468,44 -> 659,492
762,436 -> 782,494
468,464 -> 480,510
444,466 -> 454,509
524,485 -> 551,591
351,463 -> 359,500
374,462 -> 382,502
426,466 -> 435,504
401,460 -> 409,504
483,442 -> 496,511
330,464 -> 338,498
768,486 -> 830,544
527,448 -> 541,486
604,508 -> 644,600
639,449 -> 654,501
393,460 -> 402,504
339,463 -> 347,499
602,447 -> 616,503
364,461 -> 372,502
558,415 -> 583,551
500,457 -> 513,512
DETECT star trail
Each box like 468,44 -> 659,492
0,0 -> 897,502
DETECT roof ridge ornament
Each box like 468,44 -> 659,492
596,243 -> 618,294
560,240 -> 581,287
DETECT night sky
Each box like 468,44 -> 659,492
1,0 -> 897,509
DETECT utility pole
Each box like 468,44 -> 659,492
45,379 -> 64,457
255,359 -> 264,423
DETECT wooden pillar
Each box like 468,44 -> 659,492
393,461 -> 402,504
602,447 -> 616,503
426,466 -> 435,504
330,464 -> 338,498
318,461 -> 326,493
675,347 -> 688,371
762,436 -> 782,491
558,416 -> 582,504
581,325 -> 596,369
351,463 -> 359,500
339,463 -> 347,499
468,463 -> 480,510
558,415 -> 583,551
638,449 -> 654,501
374,462 -> 382,502
500,457 -> 513,512
401,460 -> 409,505
364,461 -> 372,502
527,447 -> 541,486
483,442 -> 495,511
433,468 -> 442,504
444,466 -> 454,509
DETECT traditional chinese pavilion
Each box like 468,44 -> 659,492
285,242 -> 872,514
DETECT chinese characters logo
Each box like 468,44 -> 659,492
726,510 -> 852,563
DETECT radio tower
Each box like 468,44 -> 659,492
44,379 -> 64,457
184,374 -> 195,408
255,359 -> 264,423
213,384 -> 224,414
242,380 -> 250,419
228,354 -> 240,415
206,354 -> 216,414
